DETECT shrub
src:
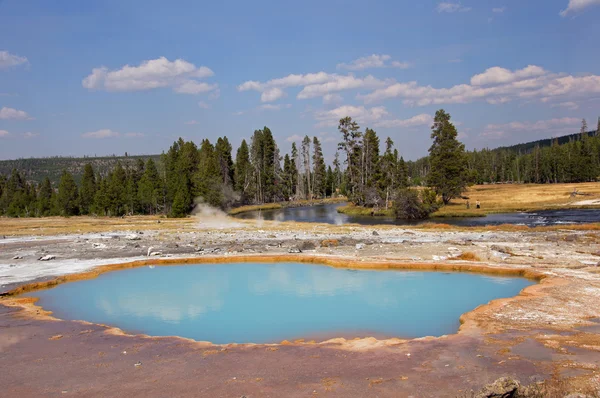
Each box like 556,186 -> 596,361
393,188 -> 440,220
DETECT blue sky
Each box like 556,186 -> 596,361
1,0 -> 600,161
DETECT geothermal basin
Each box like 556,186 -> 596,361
24,262 -> 534,344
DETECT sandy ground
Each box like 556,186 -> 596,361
1,216 -> 600,396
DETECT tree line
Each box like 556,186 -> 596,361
2,110 -> 596,219
409,118 -> 600,185
0,128 -> 346,217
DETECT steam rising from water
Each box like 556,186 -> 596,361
192,199 -> 243,229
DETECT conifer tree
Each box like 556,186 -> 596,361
312,137 -> 327,198
37,176 -> 55,216
79,163 -> 96,215
57,170 -> 79,216
427,109 -> 468,204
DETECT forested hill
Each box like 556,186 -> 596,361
0,154 -> 161,185
495,130 -> 598,154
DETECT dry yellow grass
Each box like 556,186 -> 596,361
0,215 -> 197,236
433,182 -> 600,216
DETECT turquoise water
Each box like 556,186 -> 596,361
26,263 -> 534,344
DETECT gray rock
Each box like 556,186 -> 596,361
372,230 -> 379,236
288,247 -> 302,253
355,243 -> 365,250
38,255 -> 56,261
474,377 -> 520,398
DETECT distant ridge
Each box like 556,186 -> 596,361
490,130 -> 598,154
0,154 -> 161,185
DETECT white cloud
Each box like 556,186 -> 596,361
560,0 -> 600,16
391,61 -> 412,69
551,101 -> 579,110
81,129 -> 120,139
198,101 -> 211,109
286,134 -> 303,142
22,132 -> 39,139
0,51 -> 28,69
261,87 -> 286,102
492,7 -> 506,13
470,65 -> 546,86
173,81 -> 217,94
336,54 -> 412,71
238,71 -> 392,101
185,120 -> 199,125
481,117 -> 580,139
298,75 -> 390,99
0,107 -> 31,120
82,57 -> 217,95
437,2 -> 472,13
0,129 -> 9,137
323,93 -> 343,105
260,103 -> 292,111
374,113 -> 433,128
125,132 -> 145,138
315,105 -> 388,127
360,64 -> 600,107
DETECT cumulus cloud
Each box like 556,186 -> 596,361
260,87 -> 286,102
470,65 -> 546,86
560,0 -> 600,16
297,75 -> 390,99
360,64 -> 600,107
0,51 -> 28,69
238,71 -> 391,101
551,101 -> 579,110
82,57 -> 218,95
374,113 -> 432,129
81,129 -> 121,139
315,105 -> 388,127
337,54 -> 412,71
0,129 -> 9,137
323,93 -> 343,105
437,2 -> 472,13
481,117 -> 580,139
0,106 -> 31,120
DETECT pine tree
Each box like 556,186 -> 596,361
312,137 -> 327,198
234,139 -> 252,203
337,117 -> 362,202
427,109 -> 468,204
138,158 -> 162,214
57,170 -> 79,216
215,137 -> 234,187
37,176 -> 55,216
301,135 -> 312,199
79,163 -> 96,215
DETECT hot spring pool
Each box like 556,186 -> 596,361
25,262 -> 534,344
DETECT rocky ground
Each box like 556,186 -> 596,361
1,217 -> 600,396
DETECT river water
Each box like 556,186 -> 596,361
234,203 -> 600,227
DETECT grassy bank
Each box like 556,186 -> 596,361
433,181 -> 600,217
340,182 -> 600,219
228,197 -> 347,216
